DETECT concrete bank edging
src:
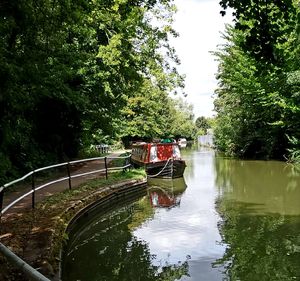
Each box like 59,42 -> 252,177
66,179 -> 147,233
57,179 -> 148,280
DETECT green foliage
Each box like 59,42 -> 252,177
219,0 -> 297,64
119,85 -> 196,141
286,135 -> 300,164
195,116 -> 210,135
214,1 -> 300,159
0,0 -> 184,183
196,128 -> 205,136
167,98 -> 196,139
119,80 -> 171,139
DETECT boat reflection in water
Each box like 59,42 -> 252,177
147,177 -> 187,209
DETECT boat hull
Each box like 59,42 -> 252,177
145,159 -> 186,178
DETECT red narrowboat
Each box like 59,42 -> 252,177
131,142 -> 186,178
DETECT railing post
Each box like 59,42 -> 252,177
67,162 -> 72,190
31,172 -> 35,209
0,186 -> 4,222
129,155 -> 132,170
104,157 -> 108,180
125,155 -> 131,171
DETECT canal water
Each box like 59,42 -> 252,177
62,148 -> 300,281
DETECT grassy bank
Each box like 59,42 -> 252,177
0,169 -> 146,281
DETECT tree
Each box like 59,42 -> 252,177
0,0 -> 184,183
213,1 -> 300,159
195,116 -> 210,135
165,98 -> 196,140
119,86 -> 196,145
119,80 -> 171,142
219,0 -> 297,64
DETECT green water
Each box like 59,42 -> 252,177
62,148 -> 300,281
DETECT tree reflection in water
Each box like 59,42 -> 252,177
62,196 -> 189,281
215,201 -> 300,280
214,157 -> 300,280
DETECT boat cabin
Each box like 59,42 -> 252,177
131,142 -> 182,164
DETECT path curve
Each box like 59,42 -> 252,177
1,151 -> 126,220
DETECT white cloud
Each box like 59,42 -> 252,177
133,208 -> 224,264
170,0 -> 233,118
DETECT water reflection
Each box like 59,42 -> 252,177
62,196 -> 189,281
62,148 -> 300,280
147,177 -> 187,209
214,155 -> 300,280
214,157 -> 300,215
133,148 -> 226,280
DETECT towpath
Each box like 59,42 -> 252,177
1,151 -> 126,220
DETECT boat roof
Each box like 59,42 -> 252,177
132,141 -> 178,146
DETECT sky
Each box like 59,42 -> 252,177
169,0 -> 233,118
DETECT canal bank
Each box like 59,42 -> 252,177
0,170 -> 146,281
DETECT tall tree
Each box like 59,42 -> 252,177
214,0 -> 300,159
0,0 -> 184,183
119,84 -> 196,145
219,0 -> 297,64
195,116 -> 210,135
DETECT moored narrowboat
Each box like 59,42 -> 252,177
131,142 -> 186,178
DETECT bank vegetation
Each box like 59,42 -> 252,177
0,0 -> 196,185
214,0 -> 300,163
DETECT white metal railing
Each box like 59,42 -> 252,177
0,154 -> 131,281
0,155 -> 131,215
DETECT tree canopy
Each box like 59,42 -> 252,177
120,87 -> 196,146
214,0 -> 300,159
0,0 -> 193,183
195,116 -> 212,135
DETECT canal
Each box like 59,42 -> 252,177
62,147 -> 300,280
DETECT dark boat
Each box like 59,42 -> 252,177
131,142 -> 186,178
